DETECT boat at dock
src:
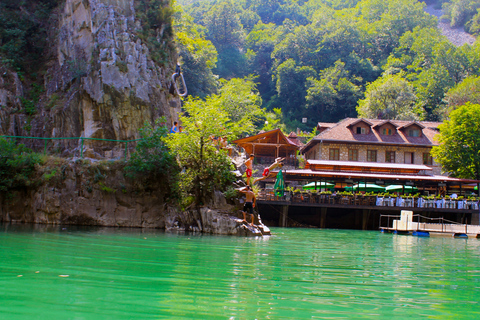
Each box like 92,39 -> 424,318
380,210 -> 480,238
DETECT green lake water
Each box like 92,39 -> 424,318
1,224 -> 480,319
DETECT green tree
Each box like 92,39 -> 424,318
165,99 -> 236,216
0,138 -> 43,193
273,59 -> 316,119
214,77 -> 263,138
443,0 -> 480,28
432,103 -> 480,193
305,60 -> 362,123
357,73 -> 423,120
445,75 -> 480,107
204,0 -> 246,77
124,118 -> 179,191
173,8 -> 218,97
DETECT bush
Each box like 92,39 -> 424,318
124,118 -> 179,190
0,138 -> 43,192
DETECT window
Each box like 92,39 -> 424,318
356,127 -> 366,134
405,152 -> 414,164
423,153 -> 433,165
386,151 -> 396,163
348,149 -> 358,161
329,148 -> 340,160
382,128 -> 392,135
407,129 -> 420,137
367,150 -> 377,162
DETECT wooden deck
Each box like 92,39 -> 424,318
256,191 -> 480,229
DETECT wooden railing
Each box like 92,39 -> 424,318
257,190 -> 479,210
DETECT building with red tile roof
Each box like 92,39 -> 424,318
302,118 -> 442,175
233,128 -> 303,165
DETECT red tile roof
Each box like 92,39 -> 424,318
306,160 -> 432,171
303,118 -> 442,152
281,169 -> 479,183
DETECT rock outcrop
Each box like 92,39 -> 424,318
0,0 -> 181,158
0,158 -> 270,236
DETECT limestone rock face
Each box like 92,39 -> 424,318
0,160 -> 170,228
0,0 -> 181,157
0,160 -> 269,236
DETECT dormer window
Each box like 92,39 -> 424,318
399,122 -> 424,137
407,129 -> 420,137
356,127 -> 366,134
382,128 -> 392,135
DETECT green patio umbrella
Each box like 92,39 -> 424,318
274,170 -> 285,196
385,185 -> 418,193
345,183 -> 385,192
302,181 -> 335,190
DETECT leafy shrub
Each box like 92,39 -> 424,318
0,138 -> 43,192
134,0 -> 174,66
124,117 -> 179,189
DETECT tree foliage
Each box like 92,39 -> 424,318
0,138 -> 43,193
0,0 -> 59,72
178,0 -> 458,131
173,7 -> 219,97
165,99 -> 236,209
124,118 -> 179,191
432,103 -> 480,186
357,74 -> 423,120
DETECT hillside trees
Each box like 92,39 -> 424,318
357,73 -> 422,120
204,0 -> 247,78
445,75 -> 480,106
178,0 -> 480,131
173,8 -> 218,97
432,103 -> 480,194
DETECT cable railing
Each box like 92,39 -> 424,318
1,135 -> 142,160
379,213 -> 470,234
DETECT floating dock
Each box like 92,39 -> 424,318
380,210 -> 480,238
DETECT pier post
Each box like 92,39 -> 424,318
320,207 -> 327,228
472,212 -> 479,225
279,205 -> 289,227
362,209 -> 370,230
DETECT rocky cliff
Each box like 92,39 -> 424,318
0,0 -> 181,157
0,158 -> 268,236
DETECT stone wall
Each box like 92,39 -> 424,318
318,142 -> 442,175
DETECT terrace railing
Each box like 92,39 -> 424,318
1,135 -> 141,161
257,190 -> 479,211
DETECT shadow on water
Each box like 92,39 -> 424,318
0,222 -> 166,236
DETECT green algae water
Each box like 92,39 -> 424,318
1,225 -> 480,319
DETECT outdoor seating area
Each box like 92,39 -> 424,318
257,189 -> 480,210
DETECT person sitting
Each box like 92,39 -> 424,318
170,121 -> 179,133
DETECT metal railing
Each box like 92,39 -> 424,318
379,213 -> 469,233
1,135 -> 142,161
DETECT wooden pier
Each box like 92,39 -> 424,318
257,192 -> 480,230
380,211 -> 480,238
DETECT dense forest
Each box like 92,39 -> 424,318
174,0 -> 480,132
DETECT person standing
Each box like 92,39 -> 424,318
239,186 -> 256,226
244,154 -> 254,185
